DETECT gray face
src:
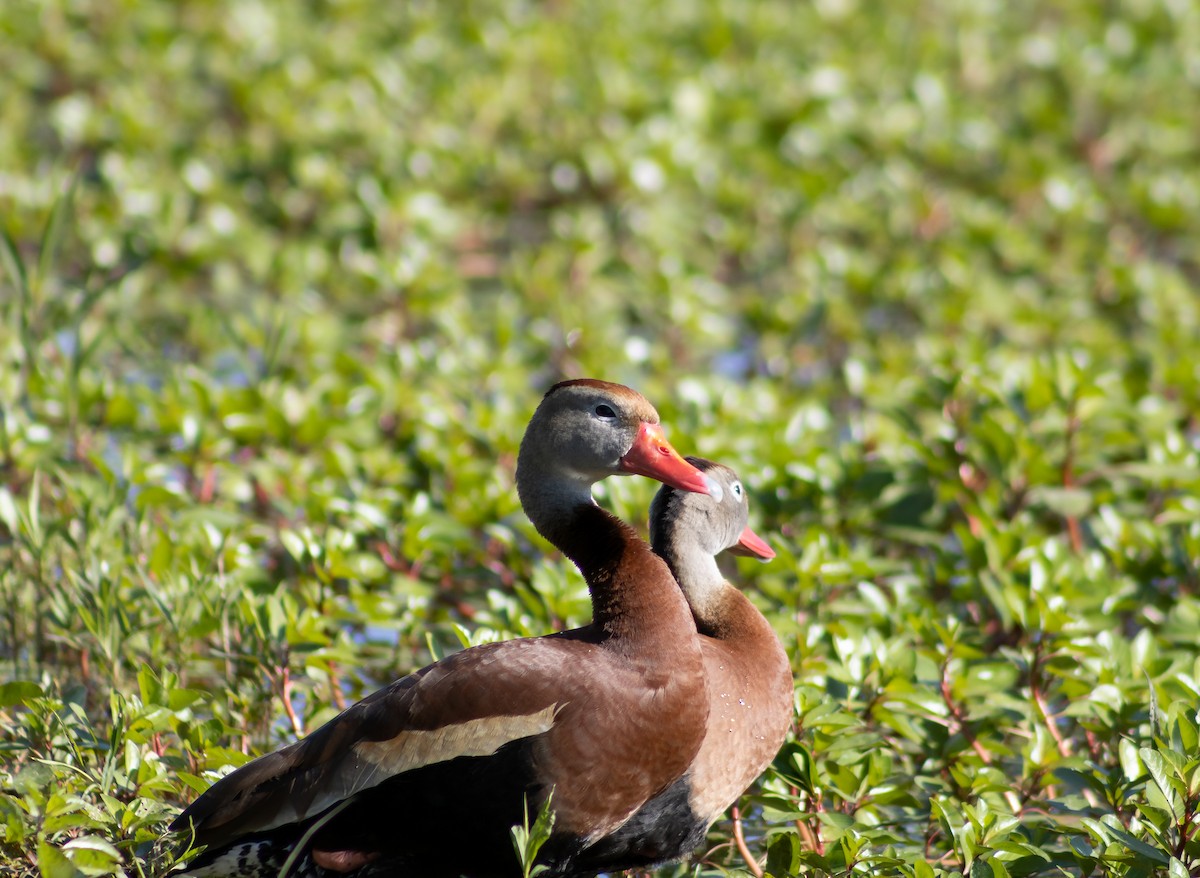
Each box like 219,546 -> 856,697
523,383 -> 653,482
650,460 -> 750,556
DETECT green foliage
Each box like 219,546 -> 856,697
3,0 -> 1200,876
511,793 -> 556,878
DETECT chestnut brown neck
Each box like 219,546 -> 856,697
654,537 -> 771,643
693,587 -> 777,642
545,503 -> 698,649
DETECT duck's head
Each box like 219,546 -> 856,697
518,379 -> 713,496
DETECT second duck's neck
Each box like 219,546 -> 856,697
657,538 -> 763,641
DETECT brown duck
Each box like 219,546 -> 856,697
566,458 -> 792,874
171,380 -> 715,878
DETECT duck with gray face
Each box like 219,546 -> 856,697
170,380 -> 717,878
571,457 -> 792,874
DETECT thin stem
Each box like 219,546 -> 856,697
941,660 -> 1022,812
278,798 -> 354,878
731,804 -> 763,878
280,665 -> 305,738
789,786 -> 821,854
1175,796 -> 1197,861
1029,650 -> 1070,758
329,661 -> 347,712
940,660 -> 991,765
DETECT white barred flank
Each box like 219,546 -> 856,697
175,841 -> 268,877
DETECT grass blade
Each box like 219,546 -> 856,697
0,226 -> 29,301
38,171 -> 81,291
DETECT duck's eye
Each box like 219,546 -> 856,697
732,482 -> 744,498
594,404 -> 617,419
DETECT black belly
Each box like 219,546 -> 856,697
180,746 -> 706,878
182,738 -> 544,878
545,775 -> 707,878
324,739 -> 542,876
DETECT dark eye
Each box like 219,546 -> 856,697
731,482 -> 744,498
594,404 -> 617,419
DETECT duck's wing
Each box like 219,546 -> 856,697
171,637 -> 580,849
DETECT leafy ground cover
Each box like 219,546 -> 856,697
3,0 -> 1200,876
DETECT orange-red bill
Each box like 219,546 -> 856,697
618,422 -> 711,495
731,525 -> 775,560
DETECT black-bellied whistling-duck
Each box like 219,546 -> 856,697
568,458 -> 792,874
171,379 -> 716,878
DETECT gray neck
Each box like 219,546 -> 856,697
515,437 -> 598,547
655,531 -> 729,628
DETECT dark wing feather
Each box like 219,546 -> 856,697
172,639 -> 573,849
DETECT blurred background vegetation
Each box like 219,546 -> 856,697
2,0 -> 1200,875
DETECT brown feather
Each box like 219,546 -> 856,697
688,591 -> 793,823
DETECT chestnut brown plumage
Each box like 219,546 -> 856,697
566,458 -> 792,874
170,380 -> 714,878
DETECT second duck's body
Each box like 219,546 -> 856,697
567,458 -> 792,875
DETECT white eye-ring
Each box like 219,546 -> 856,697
731,482 -> 744,498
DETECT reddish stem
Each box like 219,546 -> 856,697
731,804 -> 763,878
940,661 -> 992,764
279,666 -> 305,738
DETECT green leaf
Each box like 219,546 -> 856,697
1119,738 -> 1143,782
0,794 -> 27,845
1027,486 -> 1092,518
1141,748 -> 1185,819
37,172 -> 80,290
971,860 -> 997,878
990,840 -> 1051,861
510,792 -> 555,878
765,833 -> 801,877
1168,706 -> 1198,754
1103,822 -> 1171,865
0,680 -> 43,707
37,842 -> 86,878
0,486 -> 19,534
0,225 -> 29,298
60,836 -> 123,872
